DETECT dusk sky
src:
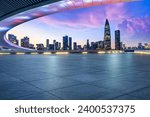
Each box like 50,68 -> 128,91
7,0 -> 150,48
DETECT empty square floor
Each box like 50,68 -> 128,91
0,53 -> 150,100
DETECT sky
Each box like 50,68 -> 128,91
7,0 -> 150,48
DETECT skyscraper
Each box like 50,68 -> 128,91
58,42 -> 61,50
46,39 -> 49,50
115,30 -> 121,50
69,37 -> 72,50
87,39 -> 90,50
91,42 -> 95,50
104,19 -> 111,50
49,44 -> 54,50
53,40 -> 56,50
21,36 -> 30,48
73,42 -> 77,50
8,34 -> 19,45
99,41 -> 104,49
63,35 -> 68,50
55,42 -> 59,50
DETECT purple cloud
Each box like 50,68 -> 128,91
118,16 -> 150,34
37,3 -> 128,29
117,16 -> 150,43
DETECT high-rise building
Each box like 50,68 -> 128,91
104,19 -> 111,50
77,45 -> 82,50
55,42 -> 59,50
36,44 -> 44,50
98,41 -> 104,49
46,39 -> 49,50
138,43 -> 144,50
63,36 -> 68,50
73,42 -> 77,50
115,30 -> 121,50
8,34 -> 19,45
69,37 -> 72,50
87,39 -> 90,50
49,44 -> 54,50
21,36 -> 30,48
90,42 -> 98,50
58,42 -> 61,50
91,42 -> 95,50
94,41 -> 103,50
53,40 -> 56,50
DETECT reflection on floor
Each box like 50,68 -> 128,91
0,54 -> 150,100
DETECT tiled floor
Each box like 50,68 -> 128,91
0,53 -> 150,100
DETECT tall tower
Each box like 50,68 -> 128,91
104,19 -> 111,50
69,37 -> 72,50
87,39 -> 90,50
63,35 -> 68,50
53,40 -> 56,50
46,39 -> 49,50
73,42 -> 77,50
115,30 -> 121,50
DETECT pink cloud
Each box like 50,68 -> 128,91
117,16 -> 150,43
118,16 -> 150,34
104,3 -> 127,20
36,3 -> 128,29
38,11 -> 104,29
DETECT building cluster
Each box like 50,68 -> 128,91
21,36 -> 35,49
126,43 -> 150,50
8,34 -> 19,46
7,19 -> 150,51
8,34 -> 35,49
43,19 -> 123,51
46,38 -> 105,51
137,43 -> 150,50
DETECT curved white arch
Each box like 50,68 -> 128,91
0,0 -> 138,52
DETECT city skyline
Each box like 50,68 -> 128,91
7,28 -> 150,51
7,19 -> 124,51
7,18 -> 150,51
6,1 -> 150,48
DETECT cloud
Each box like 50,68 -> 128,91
36,3 -> 128,29
37,11 -> 102,29
104,3 -> 128,21
35,2 -> 150,42
117,16 -> 150,43
118,16 -> 150,34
